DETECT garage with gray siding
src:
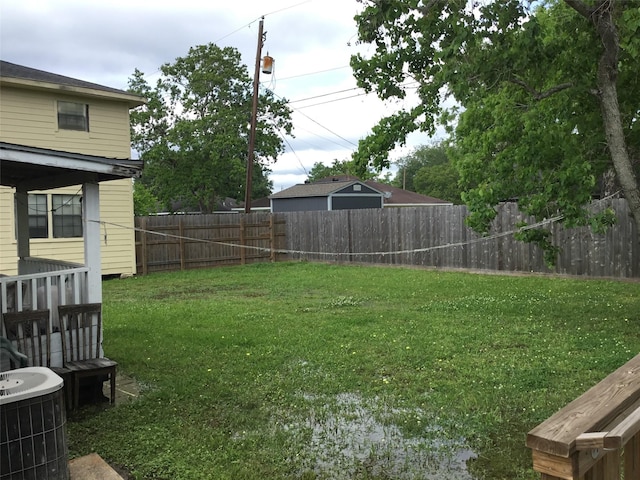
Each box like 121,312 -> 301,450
270,180 -> 384,213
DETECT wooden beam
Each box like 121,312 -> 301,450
603,405 -> 640,449
575,432 -> 607,450
527,353 -> 640,457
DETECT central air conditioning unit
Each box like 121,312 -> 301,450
0,367 -> 69,480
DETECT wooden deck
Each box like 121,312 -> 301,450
527,353 -> 640,479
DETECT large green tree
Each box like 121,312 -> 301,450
306,159 -> 378,183
351,0 -> 640,257
392,143 -> 461,203
129,43 -> 293,213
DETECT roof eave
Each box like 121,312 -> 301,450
0,77 -> 146,108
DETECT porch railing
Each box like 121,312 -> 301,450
0,264 -> 89,369
18,256 -> 84,275
527,353 -> 640,479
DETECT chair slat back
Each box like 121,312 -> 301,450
2,309 -> 51,367
58,303 -> 102,363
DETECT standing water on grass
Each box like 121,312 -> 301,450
290,393 -> 476,479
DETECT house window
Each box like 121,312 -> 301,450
28,194 -> 48,238
52,194 -> 83,238
57,101 -> 89,131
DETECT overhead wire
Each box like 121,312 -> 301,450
268,89 -> 357,149
273,124 -> 308,177
288,87 -> 361,104
262,65 -> 350,83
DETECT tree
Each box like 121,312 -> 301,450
128,43 -> 293,213
392,144 -> 461,202
306,159 -> 352,183
392,143 -> 450,190
306,159 -> 379,183
351,0 -> 640,259
132,181 -> 159,216
413,162 -> 461,204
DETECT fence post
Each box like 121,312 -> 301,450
179,219 -> 185,271
240,215 -> 246,265
269,214 -> 276,262
140,217 -> 148,276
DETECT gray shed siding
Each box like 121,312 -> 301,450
272,196 -> 327,213
334,184 -> 380,195
331,196 -> 382,210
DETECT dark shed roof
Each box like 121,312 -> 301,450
270,180 -> 366,199
364,180 -> 452,205
290,175 -> 452,205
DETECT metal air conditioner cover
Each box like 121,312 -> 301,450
0,367 -> 69,480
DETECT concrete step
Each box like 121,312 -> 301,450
69,453 -> 124,480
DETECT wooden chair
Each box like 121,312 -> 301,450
1,309 -> 73,405
0,336 -> 29,370
2,309 -> 51,366
58,303 -> 117,409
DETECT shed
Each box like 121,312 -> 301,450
270,179 -> 384,213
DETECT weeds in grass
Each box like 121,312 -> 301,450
67,263 -> 640,479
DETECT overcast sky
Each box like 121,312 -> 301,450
0,0 -> 436,190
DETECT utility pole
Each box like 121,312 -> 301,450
244,17 -> 265,213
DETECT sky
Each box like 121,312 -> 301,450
0,0 -> 436,191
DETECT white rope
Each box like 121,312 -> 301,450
90,192 -> 620,258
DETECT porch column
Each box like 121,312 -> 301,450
83,182 -> 102,304
15,189 -> 30,259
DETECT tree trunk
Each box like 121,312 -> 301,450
593,5 -> 640,239
598,76 -> 640,228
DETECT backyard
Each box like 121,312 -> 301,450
67,262 -> 640,479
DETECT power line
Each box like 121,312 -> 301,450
295,92 -> 369,109
270,90 -> 358,148
284,123 -> 355,151
216,0 -> 313,44
289,87 -> 360,104
262,65 -> 350,83
295,82 -> 420,109
293,108 -> 358,148
287,81 -> 420,106
260,0 -> 313,19
274,124 -> 308,176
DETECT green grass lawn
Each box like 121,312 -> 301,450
67,262 -> 640,479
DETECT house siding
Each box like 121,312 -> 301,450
0,84 -> 137,275
0,180 -> 136,275
0,188 -> 15,273
0,86 -> 131,158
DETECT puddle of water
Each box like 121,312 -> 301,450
289,392 -> 476,479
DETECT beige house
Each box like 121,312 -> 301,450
0,61 -> 144,276
0,60 -> 144,367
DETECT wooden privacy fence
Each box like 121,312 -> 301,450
135,199 -> 638,278
527,353 -> 640,479
281,198 -> 639,278
135,213 -> 286,274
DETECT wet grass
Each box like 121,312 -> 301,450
66,262 -> 640,479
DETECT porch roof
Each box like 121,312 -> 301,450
0,142 -> 142,191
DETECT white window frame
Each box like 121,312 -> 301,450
57,100 -> 89,132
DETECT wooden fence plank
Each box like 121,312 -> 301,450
279,199 -> 637,279
135,199 -> 637,279
625,432 -> 640,479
